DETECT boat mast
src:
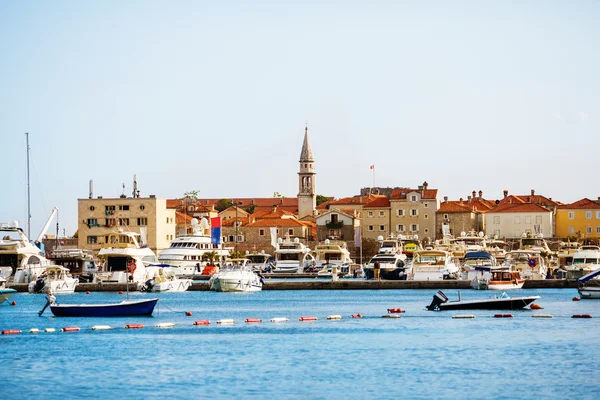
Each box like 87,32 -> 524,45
25,132 -> 31,240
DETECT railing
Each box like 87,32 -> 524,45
326,221 -> 344,229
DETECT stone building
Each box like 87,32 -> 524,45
298,126 -> 316,218
315,209 -> 360,244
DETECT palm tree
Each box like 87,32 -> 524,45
203,251 -> 218,265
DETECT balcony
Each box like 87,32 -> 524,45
326,221 -> 344,229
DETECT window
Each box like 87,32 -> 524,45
494,230 -> 500,238
514,216 -> 520,224
237,235 -> 244,242
597,227 -> 600,234
166,235 -> 174,241
377,211 -> 383,217
410,224 -> 418,232
228,235 -> 234,242
368,225 -> 374,231
443,214 -> 448,220
87,236 -> 98,244
397,210 -> 405,216
379,225 -> 385,231
140,205 -> 145,210
137,218 -> 148,226
105,218 -> 116,227
119,218 -> 129,226
368,211 -> 373,217
424,203 -> 428,208
397,224 -> 405,232
410,195 -> 418,202
410,209 -> 418,216
586,226 -> 592,234
105,205 -> 115,213
597,211 -> 600,219
424,228 -> 429,234
288,229 -> 294,235
536,216 -> 542,224
493,216 -> 500,224
119,205 -> 129,211
259,229 -> 265,236
87,218 -> 98,226
568,226 -> 574,234
568,212 -> 575,220
586,211 -> 592,219
89,206 -> 95,211
424,214 -> 428,219
525,216 -> 531,224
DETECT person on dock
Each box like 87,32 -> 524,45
374,260 -> 381,280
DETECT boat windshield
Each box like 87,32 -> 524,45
143,255 -> 158,263
278,253 -> 301,261
247,255 -> 268,263
415,255 -> 446,265
573,258 -> 600,265
0,230 -> 22,241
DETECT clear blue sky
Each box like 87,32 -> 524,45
1,1 -> 598,237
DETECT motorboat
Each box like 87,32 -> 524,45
556,241 -> 581,269
244,251 -> 275,272
487,270 -> 525,290
0,221 -> 51,283
484,238 -> 509,262
272,237 -> 314,273
312,239 -> 353,274
97,230 -> 158,287
208,258 -> 263,292
502,250 -> 548,280
426,290 -> 540,311
0,276 -> 16,304
449,231 -> 487,259
566,246 -> 600,280
28,265 -> 78,294
519,232 -> 553,258
577,269 -> 600,299
377,235 -> 404,255
400,235 -> 423,259
49,248 -> 98,283
142,264 -> 193,292
39,293 -> 159,317
158,218 -> 230,277
461,251 -> 498,290
363,253 -> 411,280
411,250 -> 460,280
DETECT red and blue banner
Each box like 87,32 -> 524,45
210,217 -> 221,245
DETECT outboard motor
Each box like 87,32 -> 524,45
143,279 -> 155,292
32,278 -> 45,293
426,290 -> 449,311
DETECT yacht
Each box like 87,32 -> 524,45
519,232 -> 552,255
410,250 -> 460,280
449,232 -> 487,259
556,241 -> 581,269
28,265 -> 78,294
461,251 -> 498,290
313,239 -> 353,275
377,235 -> 403,255
97,230 -> 158,287
143,264 -> 193,292
272,237 -> 314,273
244,251 -> 275,272
502,250 -> 548,280
158,218 -> 230,277
400,235 -> 423,259
484,237 -> 509,262
577,269 -> 600,299
49,248 -> 98,283
566,246 -> 600,280
0,221 -> 51,283
364,253 -> 410,280
208,258 -> 263,292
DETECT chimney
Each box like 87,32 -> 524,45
459,197 -> 463,205
280,198 -> 283,205
423,181 -> 428,189
503,190 -> 508,198
468,196 -> 472,202
132,174 -> 138,198
478,190 -> 482,199
149,194 -> 156,198
443,196 -> 448,203
472,190 -> 476,199
272,205 -> 277,213
89,180 -> 93,199
531,189 -> 535,196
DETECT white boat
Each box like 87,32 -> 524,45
143,264 -> 193,292
487,270 -> 525,290
484,237 -> 509,262
449,231 -> 487,259
502,250 -> 548,280
244,251 -> 275,272
97,230 -> 158,287
49,248 -> 98,283
313,239 -> 353,276
364,253 -> 410,280
556,241 -> 581,269
566,246 -> 600,280
411,250 -> 460,280
0,276 -> 16,304
0,221 -> 51,283
461,251 -> 498,290
209,259 -> 263,292
519,232 -> 552,254
377,235 -> 404,255
158,218 -> 230,277
577,269 -> 600,299
272,237 -> 314,273
28,265 -> 78,294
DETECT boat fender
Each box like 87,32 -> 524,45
11,300 -> 17,306
61,326 -> 80,332
194,320 -> 210,325
387,308 -> 405,313
572,314 -> 592,319
299,316 -> 317,321
2,329 -> 21,335
185,311 -> 192,316
270,317 -> 288,323
572,297 -> 580,301
530,303 -> 542,310
125,324 -> 144,329
245,318 -> 262,323
493,314 -> 513,318
29,328 -> 40,333
351,314 -> 362,318
327,315 -> 342,320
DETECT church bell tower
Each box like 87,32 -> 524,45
298,125 -> 316,218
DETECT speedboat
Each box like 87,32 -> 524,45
209,258 -> 263,292
411,250 -> 460,280
487,270 -> 525,290
272,237 -> 314,273
364,253 -> 410,280
39,293 -> 159,317
0,221 -> 51,283
28,265 -> 78,294
461,251 -> 498,290
577,269 -> 600,299
244,251 -> 275,272
426,290 -> 540,311
0,276 -> 16,304
503,250 -> 548,280
566,246 -> 600,280
143,264 -> 193,292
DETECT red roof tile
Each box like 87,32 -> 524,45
557,198 -> 600,210
438,202 -> 476,213
363,197 -> 391,208
390,188 -> 438,200
486,202 -> 551,213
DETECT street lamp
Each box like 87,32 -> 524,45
232,200 -> 242,255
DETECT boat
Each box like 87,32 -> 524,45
377,235 -> 404,255
461,251 -> 498,290
0,221 -> 52,283
426,290 -> 540,311
208,258 -> 263,292
28,265 -> 78,294
0,276 -> 16,304
577,269 -> 600,299
244,251 -> 275,272
519,232 -> 552,255
556,241 -> 581,269
41,294 -> 159,317
48,248 -> 98,283
158,218 -> 230,277
363,253 -> 411,280
400,235 -> 423,259
272,237 -> 314,273
502,250 -> 548,280
142,264 -> 193,292
483,237 -> 509,262
449,231 -> 487,259
566,246 -> 600,280
410,250 -> 460,280
97,230 -> 158,287
312,239 -> 353,276
487,270 -> 525,290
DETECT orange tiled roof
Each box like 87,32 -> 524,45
329,193 -> 384,206
175,212 -> 193,224
364,197 -> 391,208
498,194 -> 562,207
245,219 -> 310,228
438,202 -> 477,213
486,202 -> 552,213
167,199 -> 181,209
390,188 -> 438,200
557,198 -> 600,210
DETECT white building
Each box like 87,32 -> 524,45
484,202 -> 553,239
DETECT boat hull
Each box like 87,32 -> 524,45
49,298 -> 159,317
578,286 -> 600,299
438,296 -> 540,311
151,279 -> 193,292
363,267 -> 409,280
210,277 -> 262,292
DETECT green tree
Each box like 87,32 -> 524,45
215,199 -> 233,212
202,251 -> 218,265
242,204 -> 255,214
316,195 -> 331,206
273,191 -> 285,198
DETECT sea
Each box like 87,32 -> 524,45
1,288 -> 599,400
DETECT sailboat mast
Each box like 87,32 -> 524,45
25,132 -> 31,239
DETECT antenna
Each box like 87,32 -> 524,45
133,174 -> 137,198
25,132 -> 31,239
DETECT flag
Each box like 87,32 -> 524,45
354,226 -> 361,247
210,217 -> 221,245
369,165 -> 374,170
270,227 -> 278,248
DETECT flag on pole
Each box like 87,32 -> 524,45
370,165 -> 374,169
354,226 -> 361,247
210,217 -> 221,245
270,227 -> 278,248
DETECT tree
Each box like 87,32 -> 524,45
316,195 -> 331,206
202,251 -> 218,265
273,191 -> 285,198
215,199 -> 233,212
183,189 -> 200,202
242,204 -> 255,214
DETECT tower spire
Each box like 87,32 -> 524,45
299,124 -> 314,162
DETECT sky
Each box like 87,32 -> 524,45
1,1 -> 598,238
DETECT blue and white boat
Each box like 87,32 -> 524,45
578,269 -> 600,299
0,277 -> 16,304
47,297 -> 159,317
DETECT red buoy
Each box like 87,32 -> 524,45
125,324 -> 144,329
245,318 -> 262,323
61,326 -> 80,332
572,297 -> 581,301
2,329 -> 21,335
572,314 -> 592,319
194,320 -> 210,325
185,311 -> 192,316
387,308 -> 404,314
299,316 -> 317,321
530,303 -> 542,310
86,291 -> 91,295
351,314 -> 362,318
118,291 -> 124,295
11,301 -> 16,306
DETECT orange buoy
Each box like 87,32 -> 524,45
2,329 -> 21,335
494,314 -> 513,318
572,314 -> 592,319
125,324 -> 144,329
86,291 -> 91,295
61,326 -> 80,332
572,297 -> 581,301
351,314 -> 362,318
387,308 -> 404,313
11,301 -> 16,306
530,303 -> 542,310
299,316 -> 317,321
194,320 -> 210,325
245,318 -> 262,323
185,311 -> 193,316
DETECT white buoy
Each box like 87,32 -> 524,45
216,319 -> 235,325
29,328 -> 40,333
157,322 -> 175,328
327,315 -> 342,320
452,315 -> 475,319
92,325 -> 112,330
44,328 -> 56,333
532,314 -> 553,318
382,314 -> 400,319
270,317 -> 289,323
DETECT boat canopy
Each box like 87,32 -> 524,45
464,251 -> 493,260
578,268 -> 600,283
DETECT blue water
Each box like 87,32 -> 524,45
2,289 -> 599,399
